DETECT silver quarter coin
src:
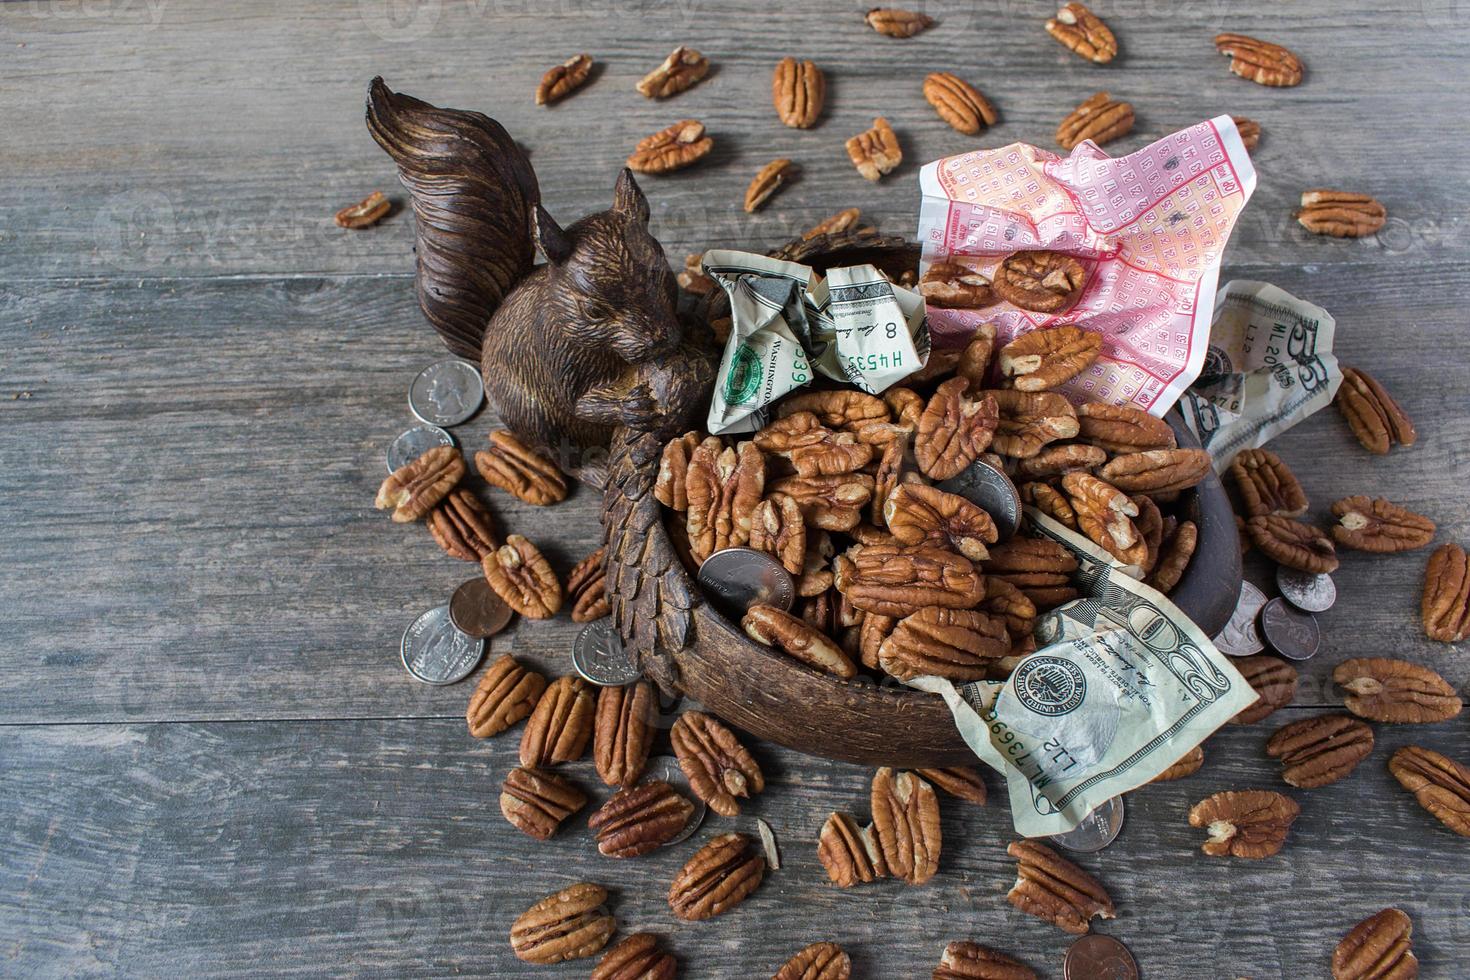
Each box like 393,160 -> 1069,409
571,620 -> 642,687
400,605 -> 484,685
1049,795 -> 1124,853
386,424 -> 455,472
1212,581 -> 1267,657
1277,566 -> 1337,613
937,457 -> 1022,541
697,547 -> 795,619
1259,596 -> 1320,661
645,754 -> 706,847
408,359 -> 484,427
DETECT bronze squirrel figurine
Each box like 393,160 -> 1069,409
366,78 -> 711,485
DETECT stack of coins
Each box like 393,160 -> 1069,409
1213,567 -> 1334,662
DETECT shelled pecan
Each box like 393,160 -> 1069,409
687,438 -> 765,561
773,57 -> 825,128
334,190 -> 391,229
919,262 -> 994,309
467,655 -> 547,738
915,380 -> 999,480
1046,2 -> 1117,63
627,119 -> 713,174
817,811 -> 886,887
869,441 -> 906,527
1230,655 -> 1298,725
1097,448 -> 1211,495
1297,190 -> 1387,238
1246,515 -> 1339,574
1388,746 -> 1470,838
636,46 -> 708,98
1265,714 -> 1374,788
1230,449 -> 1308,518
879,607 -> 1008,681
588,779 -> 696,857
745,158 -> 797,213
803,207 -> 864,240
1016,444 -> 1106,480
884,483 -> 998,561
989,390 -> 1080,457
483,534 -> 563,619
1188,790 -> 1299,858
744,603 -> 859,679
1063,472 -> 1147,566
1335,366 -> 1415,453
865,7 -> 933,37
846,117 -> 903,181
567,546 -> 610,622
593,680 -> 657,786
1006,840 -> 1114,934
1021,481 -> 1079,530
1422,542 -> 1470,642
871,768 -> 942,885
509,882 -> 614,964
774,942 -> 851,980
668,832 -> 765,921
933,942 -> 1038,980
1330,496 -> 1435,553
426,488 -> 498,561
376,445 -> 464,522
1151,745 -> 1205,783
791,431 -> 873,477
1076,402 -> 1176,453
749,494 -> 806,574
1334,658 -> 1462,724
536,53 -> 594,105
1132,495 -> 1164,572
835,544 -> 985,617
992,252 -> 1087,313
1056,92 -> 1134,150
1214,33 -> 1304,87
923,72 -> 998,134
476,430 -> 568,505
857,612 -> 897,670
519,675 -> 596,767
1232,115 -> 1262,150
671,710 -> 765,816
915,766 -> 987,806
983,537 -> 1078,608
654,431 -> 701,511
998,325 -> 1101,391
1146,520 -> 1196,595
956,323 -> 999,392
592,933 -> 676,980
769,474 -> 875,532
781,389 -> 889,429
1331,908 -> 1419,980
981,577 -> 1037,641
798,531 -> 837,597
500,767 -> 587,839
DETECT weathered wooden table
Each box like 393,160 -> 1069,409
4,1 -> 1468,976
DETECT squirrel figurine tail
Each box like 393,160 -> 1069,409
366,78 -> 710,486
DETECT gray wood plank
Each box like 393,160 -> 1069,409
2,0 -> 1467,278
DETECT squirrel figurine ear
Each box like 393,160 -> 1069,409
612,168 -> 651,225
533,204 -> 573,265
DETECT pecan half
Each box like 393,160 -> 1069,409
335,190 -> 391,229
924,72 -> 998,135
817,811 -> 886,887
536,53 -> 593,105
1146,520 -> 1196,595
989,389 -> 1080,457
588,779 -> 696,857
835,544 -> 985,617
636,46 -> 708,99
483,534 -> 563,619
865,7 -> 933,37
919,262 -> 995,309
1151,745 -> 1205,783
1423,542 -> 1470,642
1006,840 -> 1114,935
1188,790 -> 1299,858
1133,495 -> 1164,572
857,612 -> 897,670
1214,33 -> 1304,87
476,430 -> 568,505
1246,515 -> 1339,574
1098,448 -> 1212,495
668,832 -> 765,921
592,933 -> 676,980
1331,496 -> 1435,553
792,432 -> 873,477
775,942 -> 851,980
1056,92 -> 1134,151
984,537 -> 1078,583
769,473 -> 874,532
687,438 -> 765,561
426,488 -> 498,561
593,680 -> 657,786
1332,908 -> 1418,980
1336,366 -> 1416,454
1063,472 -> 1147,566
992,252 -> 1086,313
654,431 -> 701,511
755,411 -> 828,455
1076,402 -> 1176,453
376,445 -> 464,522
1297,190 -> 1386,238
981,577 -> 1037,641
869,440 -> 907,527
1266,714 -> 1374,788
744,603 -> 858,679
745,158 -> 797,213
955,322 -> 999,391
467,655 -> 548,738
915,380 -> 999,480
773,57 -> 825,128
1232,115 -> 1262,150
1021,481 -> 1079,530
671,710 -> 765,816
846,116 -> 902,181
885,483 -> 998,561
781,389 -> 889,429
1230,448 -> 1308,518
871,768 -> 942,885
509,882 -> 614,964
998,325 -> 1100,392
567,546 -> 610,622
879,607 -> 1008,681
803,207 -> 863,240
1016,444 -> 1106,480
799,531 -> 837,597
749,494 -> 806,575
1231,655 -> 1299,725
915,766 -> 987,806
627,119 -> 713,174
501,767 -> 587,840
934,942 -> 1037,980
519,675 -> 595,767
1334,658 -> 1462,724
1046,2 -> 1117,63
1388,746 -> 1470,839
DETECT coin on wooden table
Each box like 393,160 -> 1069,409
697,547 -> 796,619
386,424 -> 455,473
1064,934 -> 1139,980
1212,581 -> 1267,657
449,577 -> 514,639
572,619 -> 642,687
409,359 -> 484,427
1049,795 -> 1125,853
937,456 -> 1022,541
1259,596 -> 1320,661
644,754 -> 706,847
1276,566 -> 1336,613
401,605 -> 484,685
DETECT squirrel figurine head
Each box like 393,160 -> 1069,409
366,78 -> 711,486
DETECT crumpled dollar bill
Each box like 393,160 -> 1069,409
702,249 -> 929,434
905,511 -> 1256,837
1178,280 -> 1343,472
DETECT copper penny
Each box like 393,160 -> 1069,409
449,577 -> 514,638
1063,934 -> 1139,980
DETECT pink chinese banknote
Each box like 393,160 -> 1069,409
917,115 -> 1256,416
